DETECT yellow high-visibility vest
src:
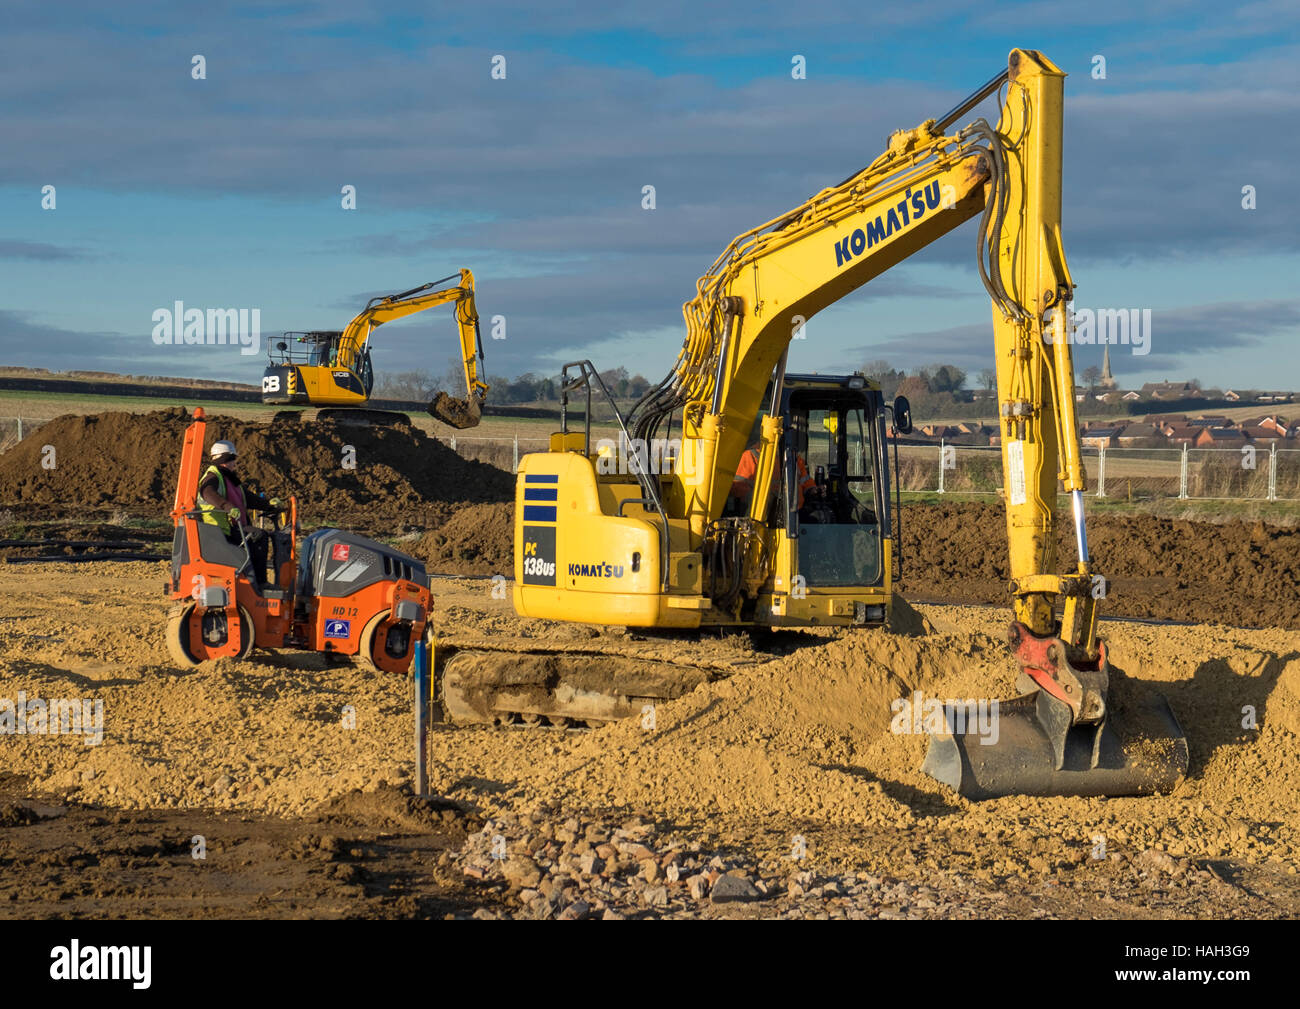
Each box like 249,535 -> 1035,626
198,464 -> 233,534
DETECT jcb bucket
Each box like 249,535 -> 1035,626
429,392 -> 483,429
922,624 -> 1188,799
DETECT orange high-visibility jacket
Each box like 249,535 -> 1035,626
732,445 -> 816,509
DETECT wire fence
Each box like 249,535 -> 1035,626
4,417 -> 1298,501
442,434 -> 552,473
0,416 -> 48,454
895,441 -> 1300,501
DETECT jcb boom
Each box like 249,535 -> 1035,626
447,50 -> 1187,799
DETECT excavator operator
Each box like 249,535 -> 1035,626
299,333 -> 336,368
729,416 -> 829,522
198,440 -> 282,585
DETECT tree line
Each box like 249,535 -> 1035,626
376,365 -> 655,406
379,359 -> 1204,421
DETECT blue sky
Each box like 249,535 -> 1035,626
2,0 -> 1298,392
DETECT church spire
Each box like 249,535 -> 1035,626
1100,345 -> 1117,389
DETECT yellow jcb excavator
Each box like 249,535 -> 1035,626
439,50 -> 1188,799
261,269 -> 489,428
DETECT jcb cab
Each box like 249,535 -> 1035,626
165,408 -> 433,672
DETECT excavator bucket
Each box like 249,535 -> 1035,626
921,624 -> 1189,799
428,391 -> 483,429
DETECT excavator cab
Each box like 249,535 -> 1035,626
262,331 -> 374,408
780,383 -> 882,556
734,376 -> 888,596
756,375 -> 892,626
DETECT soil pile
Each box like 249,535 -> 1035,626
901,501 -> 1300,629
412,502 -> 514,576
0,409 -> 513,532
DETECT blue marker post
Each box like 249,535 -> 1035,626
413,636 -> 429,797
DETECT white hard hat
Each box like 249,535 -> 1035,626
210,440 -> 237,459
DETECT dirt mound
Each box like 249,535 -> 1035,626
0,409 -> 514,533
411,502 -> 514,576
901,501 -> 1300,629
531,626 -> 1013,825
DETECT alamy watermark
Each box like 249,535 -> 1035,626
1045,303 -> 1151,356
890,691 -> 999,745
1,692 -> 104,745
151,302 -> 261,356
50,941 -> 150,989
596,435 -> 688,476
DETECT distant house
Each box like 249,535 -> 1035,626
1245,415 -> 1292,437
1242,426 -> 1285,442
1195,427 -> 1247,447
1121,390 -> 1142,401
1166,426 -> 1201,445
1147,415 -> 1186,435
1116,423 -> 1162,446
1259,392 -> 1296,403
1082,427 -> 1121,449
1141,381 -> 1200,400
1224,390 -> 1241,401
1187,415 -> 1230,429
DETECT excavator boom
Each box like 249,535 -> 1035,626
457,51 -> 1188,798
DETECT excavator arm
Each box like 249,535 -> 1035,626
336,269 -> 489,428
622,49 -> 1186,797
630,52 -> 1087,642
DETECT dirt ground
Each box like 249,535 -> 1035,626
1,562 -> 1297,919
2,410 -> 1299,918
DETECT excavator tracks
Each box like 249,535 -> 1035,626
433,632 -> 773,729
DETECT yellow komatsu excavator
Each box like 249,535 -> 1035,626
441,50 -> 1188,798
261,269 -> 490,428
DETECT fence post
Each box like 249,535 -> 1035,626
1097,446 -> 1106,498
938,439 -> 945,494
513,433 -> 519,473
1179,443 -> 1189,499
450,434 -> 456,452
16,417 -> 22,441
1268,441 -> 1278,502
412,636 -> 430,798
